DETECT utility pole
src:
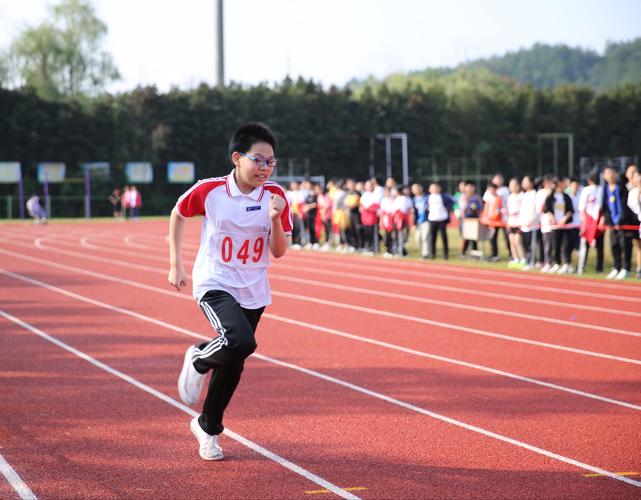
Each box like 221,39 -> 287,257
214,0 -> 224,86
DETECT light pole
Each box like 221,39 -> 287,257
214,0 -> 224,86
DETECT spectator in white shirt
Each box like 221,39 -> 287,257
519,176 -> 538,270
577,172 -> 604,274
506,178 -> 526,268
427,183 -> 454,259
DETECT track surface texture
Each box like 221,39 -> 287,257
1,220 -> 640,499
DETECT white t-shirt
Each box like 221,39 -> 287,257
536,189 -> 552,233
568,188 -> 581,226
176,172 -> 293,308
394,194 -> 414,215
578,184 -> 602,221
427,194 -> 448,221
380,196 -> 395,215
360,191 -> 378,209
519,190 -> 537,233
628,187 -> 641,220
373,185 -> 385,203
506,192 -> 523,227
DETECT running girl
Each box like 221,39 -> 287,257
168,122 -> 292,461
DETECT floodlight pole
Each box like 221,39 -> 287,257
372,133 -> 409,185
214,0 -> 225,86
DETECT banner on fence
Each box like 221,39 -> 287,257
0,162 -> 21,183
125,162 -> 153,183
38,163 -> 66,183
83,162 -> 111,178
167,162 -> 195,183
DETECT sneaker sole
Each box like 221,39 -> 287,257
178,346 -> 197,405
190,419 -> 224,461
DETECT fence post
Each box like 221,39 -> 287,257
84,169 -> 91,219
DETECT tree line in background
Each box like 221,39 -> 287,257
0,0 -> 640,216
348,38 -> 641,92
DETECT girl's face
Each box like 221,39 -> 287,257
509,180 -> 520,193
232,141 -> 275,191
522,177 -> 533,191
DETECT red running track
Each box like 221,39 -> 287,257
1,219 -> 640,499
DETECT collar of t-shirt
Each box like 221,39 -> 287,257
227,170 -> 264,200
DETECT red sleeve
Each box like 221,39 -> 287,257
265,184 -> 293,235
175,179 -> 224,218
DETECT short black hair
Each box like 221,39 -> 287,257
228,122 -> 277,159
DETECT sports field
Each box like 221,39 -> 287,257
1,219 -> 640,499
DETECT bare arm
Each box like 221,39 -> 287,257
269,194 -> 290,259
168,206 -> 188,291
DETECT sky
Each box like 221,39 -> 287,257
0,0 -> 640,92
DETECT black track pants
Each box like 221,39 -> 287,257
192,290 -> 264,435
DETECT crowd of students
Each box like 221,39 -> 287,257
285,164 -> 641,280
108,185 -> 143,220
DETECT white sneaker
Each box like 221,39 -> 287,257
606,269 -> 619,279
521,264 -> 532,271
178,346 -> 206,406
549,264 -> 560,273
557,264 -> 569,274
190,417 -> 224,461
540,264 -> 551,273
616,269 -> 629,280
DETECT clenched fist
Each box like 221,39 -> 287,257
270,193 -> 286,220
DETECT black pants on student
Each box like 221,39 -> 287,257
610,229 -> 635,272
428,220 -> 449,258
193,290 -> 264,435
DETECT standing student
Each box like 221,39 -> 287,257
359,181 -> 379,253
542,178 -> 574,273
461,182 -> 482,256
506,178 -> 526,268
302,182 -> 319,248
168,123 -> 292,461
481,183 -> 503,262
518,176 -> 538,270
627,170 -> 641,277
486,173 -> 510,255
427,182 -> 454,259
129,185 -> 142,220
601,166 -> 636,279
625,165 -> 641,277
411,183 -> 430,259
577,173 -> 604,275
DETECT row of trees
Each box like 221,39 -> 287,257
349,39 -> 641,92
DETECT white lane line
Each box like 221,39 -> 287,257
2,308 -> 639,491
0,284 -> 641,491
24,230 -> 641,338
0,453 -> 37,500
271,290 -> 641,366
284,247 -> 641,294
273,261 -> 641,319
2,268 -> 639,412
254,353 -> 641,489
269,273 -> 641,338
0,311 -> 359,500
1,245 -> 639,367
282,254 -> 641,304
28,231 -> 641,325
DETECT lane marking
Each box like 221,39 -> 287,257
306,487 -> 367,495
1,276 -> 640,490
255,353 -> 641,489
1,245 -> 637,366
2,265 -> 641,413
583,472 -> 639,478
270,273 -> 641,338
273,261 -> 641,319
0,453 -> 37,500
283,247 -> 641,294
272,290 -> 641,366
0,311 -> 359,500
6,227 -> 640,302
282,253 -> 641,304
